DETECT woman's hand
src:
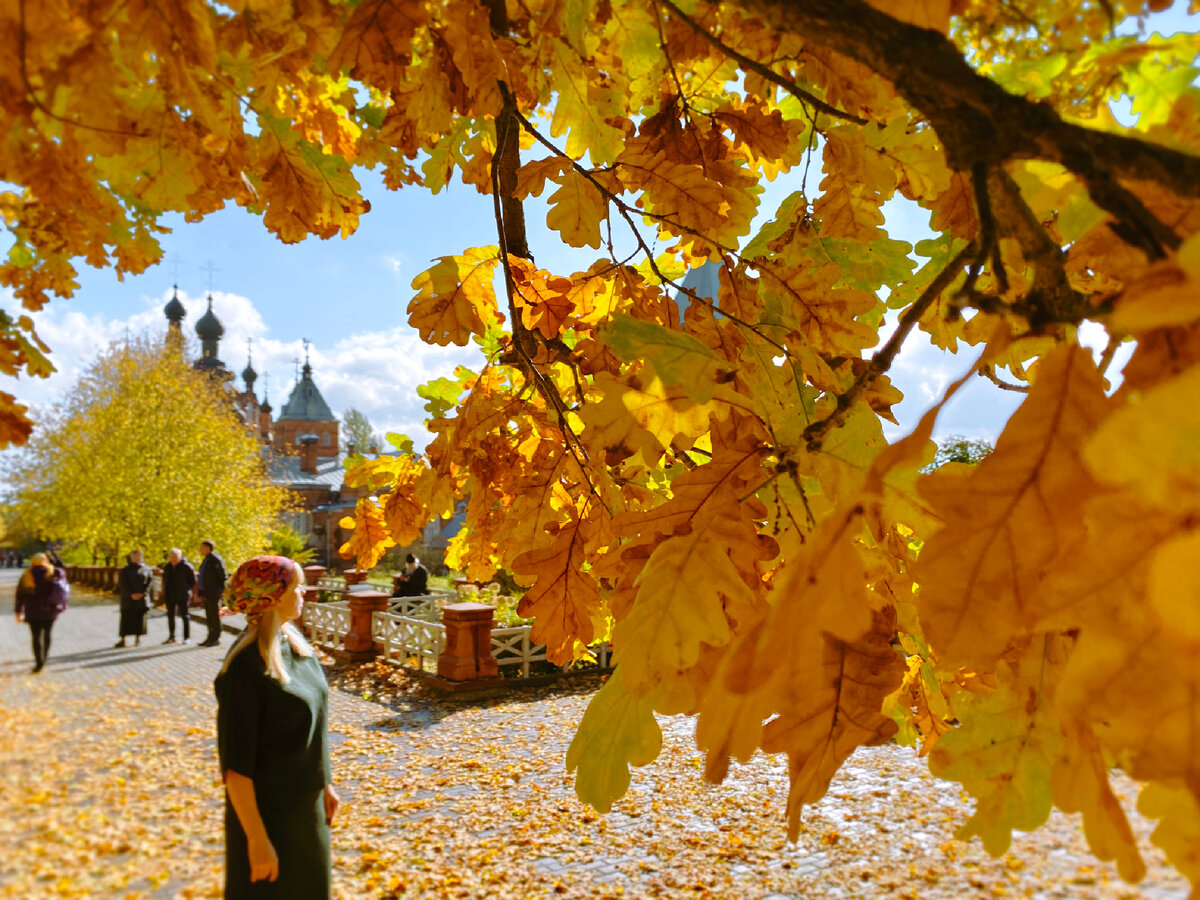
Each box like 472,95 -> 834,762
323,784 -> 340,826
247,835 -> 279,883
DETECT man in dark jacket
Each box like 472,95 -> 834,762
391,553 -> 429,598
161,548 -> 196,645
195,539 -> 226,647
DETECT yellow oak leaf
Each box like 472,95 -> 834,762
762,607 -> 905,839
619,149 -> 762,250
1084,361 -> 1200,509
512,519 -> 603,664
545,169 -> 607,249
929,637 -> 1068,857
1139,782 -> 1200,891
1056,621 -> 1200,791
1148,529 -> 1200,643
408,247 -> 501,346
567,667 -> 663,813
338,498 -> 396,570
613,491 -> 771,696
1106,258 -> 1200,333
381,457 -> 428,547
916,344 -> 1112,669
696,507 -> 884,821
1052,725 -> 1146,884
580,371 -> 723,460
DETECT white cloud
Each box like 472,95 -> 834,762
382,252 -> 405,276
1,287 -> 484,450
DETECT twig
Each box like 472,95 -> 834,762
804,239 -> 976,450
980,365 -> 1030,393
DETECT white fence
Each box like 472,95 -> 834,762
373,609 -> 445,670
490,626 -> 548,678
303,600 -> 352,647
301,595 -> 611,680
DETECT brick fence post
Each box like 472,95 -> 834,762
344,568 -> 369,586
336,589 -> 391,661
437,602 -> 499,681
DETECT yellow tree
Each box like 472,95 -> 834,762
2,0 -> 1200,887
5,337 -> 289,566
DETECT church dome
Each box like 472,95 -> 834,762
242,360 -> 257,386
163,288 -> 186,325
195,297 -> 224,340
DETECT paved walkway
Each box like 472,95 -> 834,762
0,570 -> 1190,899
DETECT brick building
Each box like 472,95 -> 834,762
166,293 -> 462,568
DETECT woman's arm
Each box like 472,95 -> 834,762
224,770 -> 278,883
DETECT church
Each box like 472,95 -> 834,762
163,290 -> 459,569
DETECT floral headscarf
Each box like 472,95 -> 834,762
227,556 -> 300,619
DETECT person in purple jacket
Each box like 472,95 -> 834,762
14,552 -> 69,673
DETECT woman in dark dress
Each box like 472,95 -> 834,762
215,556 -> 338,898
116,549 -> 152,648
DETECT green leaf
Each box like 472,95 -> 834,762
600,315 -> 734,402
566,667 -> 662,813
418,377 -> 466,417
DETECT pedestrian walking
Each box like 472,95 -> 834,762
14,552 -> 69,673
161,548 -> 196,644
196,539 -> 227,647
215,556 -> 337,899
116,549 -> 153,648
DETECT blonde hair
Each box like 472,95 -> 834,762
219,565 -> 313,683
19,553 -> 54,591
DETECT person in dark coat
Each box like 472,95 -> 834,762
391,553 -> 429,598
116,549 -> 153,647
216,556 -> 337,898
196,539 -> 227,647
161,547 -> 197,644
14,552 -> 69,673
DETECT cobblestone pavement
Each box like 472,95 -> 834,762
0,570 -> 1189,899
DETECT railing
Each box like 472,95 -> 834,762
303,600 -> 352,647
490,626 -> 548,679
386,591 -> 453,621
373,610 -> 445,671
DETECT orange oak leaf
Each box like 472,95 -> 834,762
339,498 -> 396,570
512,518 -> 602,664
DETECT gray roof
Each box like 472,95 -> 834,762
279,365 -> 335,422
268,451 -> 346,489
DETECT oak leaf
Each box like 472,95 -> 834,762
408,247 -> 501,346
512,518 -> 603,664
567,668 -> 663,814
339,498 -> 396,570
915,344 -> 1112,669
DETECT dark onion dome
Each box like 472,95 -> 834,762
195,296 -> 224,340
242,359 -> 257,388
163,287 -> 186,325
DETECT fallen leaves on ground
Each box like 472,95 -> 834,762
0,657 -> 1191,899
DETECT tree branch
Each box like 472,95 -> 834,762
737,0 -> 1199,240
659,0 -> 867,125
804,239 -> 977,450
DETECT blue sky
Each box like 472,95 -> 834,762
2,4 -> 1194,450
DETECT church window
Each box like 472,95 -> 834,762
322,433 -> 331,447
